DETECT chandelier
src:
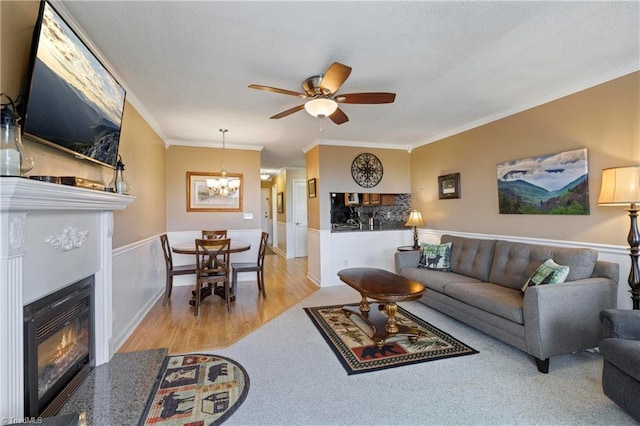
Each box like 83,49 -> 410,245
206,129 -> 239,196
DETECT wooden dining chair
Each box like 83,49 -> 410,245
202,230 -> 227,240
193,238 -> 232,315
160,234 -> 197,306
231,232 -> 269,299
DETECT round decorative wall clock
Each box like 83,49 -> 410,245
351,153 -> 383,188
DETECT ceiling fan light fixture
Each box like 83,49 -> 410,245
304,98 -> 338,118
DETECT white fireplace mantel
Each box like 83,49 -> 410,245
1,177 -> 134,419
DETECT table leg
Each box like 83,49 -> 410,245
359,293 -> 370,313
383,302 -> 398,333
343,302 -> 429,349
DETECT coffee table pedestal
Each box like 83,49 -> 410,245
338,267 -> 427,349
343,302 -> 427,349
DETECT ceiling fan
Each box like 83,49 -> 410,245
248,62 -> 395,125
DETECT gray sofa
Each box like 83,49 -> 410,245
394,234 -> 619,373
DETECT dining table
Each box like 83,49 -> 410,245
171,241 -> 251,255
171,241 -> 251,305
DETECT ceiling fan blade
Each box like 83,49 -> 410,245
329,107 -> 349,125
335,92 -> 396,104
270,104 -> 305,119
248,84 -> 304,97
321,62 -> 352,94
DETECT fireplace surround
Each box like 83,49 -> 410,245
0,177 -> 133,419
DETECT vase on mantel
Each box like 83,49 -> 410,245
1,96 -> 34,176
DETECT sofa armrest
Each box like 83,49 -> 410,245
523,277 -> 617,359
592,260 -> 620,283
601,309 -> 640,340
394,251 -> 421,274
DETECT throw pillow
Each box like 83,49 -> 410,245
418,242 -> 452,271
521,258 -> 570,293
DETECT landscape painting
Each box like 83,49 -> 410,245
497,148 -> 589,215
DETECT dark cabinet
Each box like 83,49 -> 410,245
380,194 -> 395,205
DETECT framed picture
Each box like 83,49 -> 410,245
438,173 -> 460,199
186,171 -> 243,212
308,178 -> 317,198
497,148 -> 589,215
277,192 -> 284,213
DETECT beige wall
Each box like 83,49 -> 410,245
165,145 -> 261,231
1,0 -> 167,248
313,145 -> 412,229
410,72 -> 640,246
113,102 -> 166,247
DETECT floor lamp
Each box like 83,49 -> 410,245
405,210 -> 424,250
598,165 -> 640,309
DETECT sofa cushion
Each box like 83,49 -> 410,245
399,267 -> 483,293
521,258 -> 570,292
444,282 -> 524,324
418,242 -> 452,271
488,240 -> 597,290
441,235 -> 497,282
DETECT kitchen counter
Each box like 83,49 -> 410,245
331,221 -> 407,232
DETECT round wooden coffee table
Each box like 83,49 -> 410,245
337,267 -> 427,348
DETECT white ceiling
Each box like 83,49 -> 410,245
57,1 -> 639,173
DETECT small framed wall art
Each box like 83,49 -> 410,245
308,178 -> 317,198
438,173 -> 461,199
277,192 -> 284,213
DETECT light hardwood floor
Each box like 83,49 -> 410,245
118,251 -> 318,354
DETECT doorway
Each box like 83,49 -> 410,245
260,188 -> 272,242
293,179 -> 308,257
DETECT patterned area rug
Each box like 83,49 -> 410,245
305,304 -> 478,374
139,354 -> 249,425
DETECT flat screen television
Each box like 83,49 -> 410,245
21,1 -> 126,169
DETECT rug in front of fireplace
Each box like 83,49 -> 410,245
305,304 -> 478,375
139,353 -> 249,425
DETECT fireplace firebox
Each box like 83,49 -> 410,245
23,276 -> 95,417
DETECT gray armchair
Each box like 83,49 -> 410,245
599,309 -> 640,421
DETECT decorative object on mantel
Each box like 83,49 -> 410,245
1,93 -> 34,176
206,129 -> 240,197
598,165 -> 640,309
351,152 -> 383,188
405,210 -> 424,249
438,173 -> 460,200
60,176 -> 105,191
497,148 -> 589,214
109,155 -> 130,194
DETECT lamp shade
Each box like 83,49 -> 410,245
405,210 -> 425,227
304,98 -> 338,118
598,165 -> 640,206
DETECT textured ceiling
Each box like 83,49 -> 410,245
58,1 -> 639,172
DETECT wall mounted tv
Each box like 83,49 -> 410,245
21,1 -> 126,169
